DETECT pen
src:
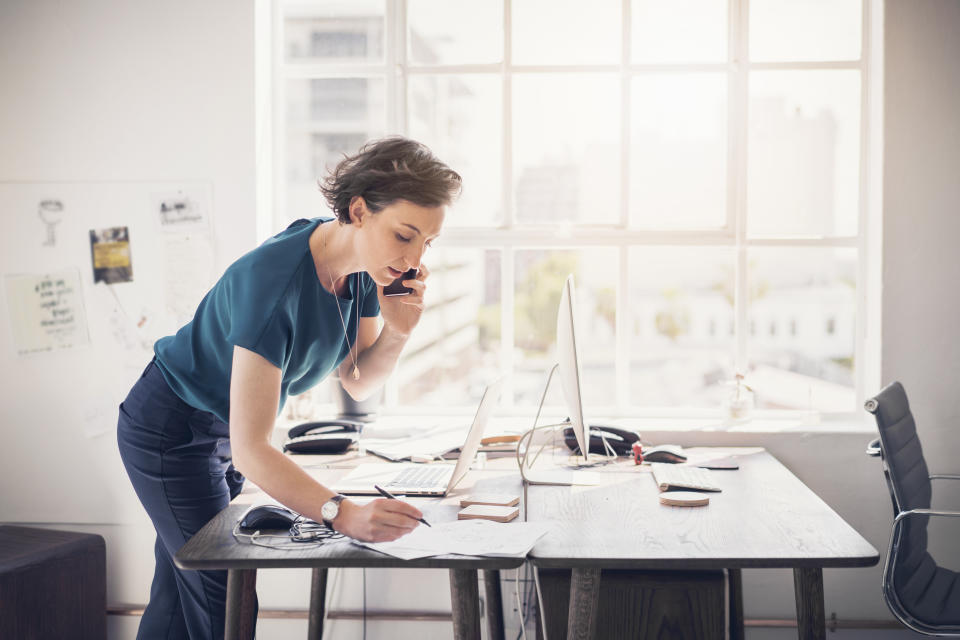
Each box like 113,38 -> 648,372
374,485 -> 432,527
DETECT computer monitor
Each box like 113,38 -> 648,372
556,274 -> 589,463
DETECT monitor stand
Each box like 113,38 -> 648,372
517,364 -> 604,487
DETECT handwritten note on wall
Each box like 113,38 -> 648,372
4,270 -> 90,355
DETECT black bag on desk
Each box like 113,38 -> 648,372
563,424 -> 640,456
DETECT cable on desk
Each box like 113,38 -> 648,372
230,515 -> 345,550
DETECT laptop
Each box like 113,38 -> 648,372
333,379 -> 502,497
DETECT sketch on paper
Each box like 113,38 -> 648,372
4,270 -> 90,355
153,187 -> 210,231
90,226 -> 133,284
38,199 -> 64,247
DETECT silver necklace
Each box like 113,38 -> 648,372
323,224 -> 360,381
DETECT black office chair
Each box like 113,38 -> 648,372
865,381 -> 960,636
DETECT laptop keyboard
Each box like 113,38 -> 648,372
386,465 -> 449,489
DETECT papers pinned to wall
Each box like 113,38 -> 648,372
3,269 -> 90,355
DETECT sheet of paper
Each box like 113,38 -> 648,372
356,519 -> 553,560
3,270 -> 90,355
363,423 -> 471,461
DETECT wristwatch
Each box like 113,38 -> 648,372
320,494 -> 347,529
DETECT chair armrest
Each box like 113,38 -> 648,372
929,474 -> 960,481
894,508 -> 960,525
865,437 -> 882,457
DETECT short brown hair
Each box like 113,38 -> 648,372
319,136 -> 462,223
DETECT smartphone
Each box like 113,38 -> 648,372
383,268 -> 418,296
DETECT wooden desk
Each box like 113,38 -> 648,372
174,478 -> 523,640
525,450 -> 879,640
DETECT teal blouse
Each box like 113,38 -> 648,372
153,218 -> 380,423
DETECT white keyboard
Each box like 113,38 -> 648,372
650,464 -> 722,492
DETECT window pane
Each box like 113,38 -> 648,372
284,78 -> 385,223
396,249 -> 501,407
630,74 -> 727,229
747,248 -> 856,413
407,0 -> 502,65
747,70 -> 860,237
513,249 -> 618,410
629,248 -> 735,408
408,75 -> 502,227
750,0 -> 861,62
632,0 -> 727,63
513,75 -> 620,225
512,0 -> 621,65
284,1 -> 385,63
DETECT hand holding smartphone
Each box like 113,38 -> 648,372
383,268 -> 418,296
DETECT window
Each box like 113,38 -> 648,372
268,0 -> 877,424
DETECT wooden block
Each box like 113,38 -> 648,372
458,504 -> 519,522
659,492 -> 710,507
459,494 -> 520,508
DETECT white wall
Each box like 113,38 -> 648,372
882,0 -> 960,481
1,0 -> 957,638
0,1 -> 262,637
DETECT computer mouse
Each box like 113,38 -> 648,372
643,445 -> 687,464
238,504 -> 299,531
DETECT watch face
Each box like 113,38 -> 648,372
321,500 -> 339,521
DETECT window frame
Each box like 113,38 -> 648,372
264,0 -> 882,428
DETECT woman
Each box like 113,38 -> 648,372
117,137 -> 461,639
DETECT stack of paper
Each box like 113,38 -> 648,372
356,519 -> 552,560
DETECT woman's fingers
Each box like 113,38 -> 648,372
359,498 -> 423,541
378,497 -> 424,521
402,279 -> 426,294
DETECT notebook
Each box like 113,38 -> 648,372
333,379 -> 502,497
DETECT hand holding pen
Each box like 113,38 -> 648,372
375,485 -> 432,527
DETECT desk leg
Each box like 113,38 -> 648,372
225,568 -> 257,640
567,567 -> 601,640
728,568 -> 745,640
308,568 -> 328,640
449,568 -> 481,640
482,569 -> 505,640
793,567 -> 825,640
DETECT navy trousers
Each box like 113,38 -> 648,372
117,359 -> 246,640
